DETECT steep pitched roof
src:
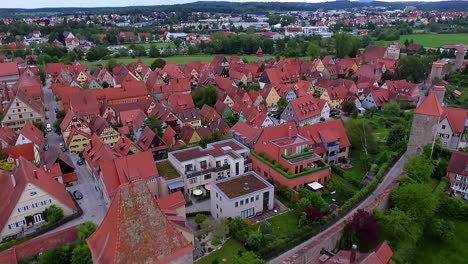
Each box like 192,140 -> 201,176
415,92 -> 443,117
18,122 -> 44,146
83,134 -> 121,171
86,181 -> 193,264
4,143 -> 35,162
137,127 -> 156,150
0,157 -> 77,233
161,126 -> 176,147
0,126 -> 18,146
69,90 -> 100,116
298,119 -> 351,152
448,151 -> 468,177
442,107 -> 468,134
167,93 -> 195,114
290,95 -> 327,121
231,121 -> 261,145
0,62 -> 19,76
156,191 -> 186,211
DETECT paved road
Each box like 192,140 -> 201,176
41,80 -> 106,233
269,153 -> 409,264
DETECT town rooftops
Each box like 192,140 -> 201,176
214,172 -> 271,199
231,121 -> 261,145
19,121 -> 44,146
170,139 -> 247,162
86,180 -> 193,264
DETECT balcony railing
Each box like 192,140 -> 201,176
185,164 -> 230,178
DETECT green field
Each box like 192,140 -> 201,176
376,33 -> 468,48
196,239 -> 244,264
125,42 -> 175,49
412,219 -> 468,264
80,54 -> 271,67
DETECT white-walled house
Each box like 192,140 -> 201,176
210,172 -> 274,219
0,157 -> 78,241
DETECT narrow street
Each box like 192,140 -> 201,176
41,80 -> 106,233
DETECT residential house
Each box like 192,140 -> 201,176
15,121 -> 44,164
361,88 -> 390,110
252,123 -> 331,190
180,125 -> 201,145
93,68 -> 115,88
436,107 -> 468,150
68,90 -> 100,123
261,84 -> 281,108
324,242 -> 393,264
166,139 -> 250,197
298,119 -> 351,163
0,62 -> 19,88
1,90 -> 44,131
200,104 -> 220,124
89,116 -> 121,147
41,147 -> 77,186
210,172 -> 274,219
60,111 -> 92,143
167,93 -> 195,115
280,95 -> 330,126
383,80 -> 419,106
97,151 -> 159,206
113,136 -> 142,156
4,143 -> 35,164
66,128 -> 91,154
447,151 -> 468,200
0,157 -> 78,241
230,121 -> 261,147
86,181 -> 193,264
178,108 -> 202,128
82,134 -> 121,177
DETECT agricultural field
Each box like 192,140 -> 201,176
376,33 -> 468,48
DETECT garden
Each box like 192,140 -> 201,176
444,70 -> 468,109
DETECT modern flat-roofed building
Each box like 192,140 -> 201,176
167,139 -> 251,197
210,172 -> 274,219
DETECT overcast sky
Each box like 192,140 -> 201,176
2,0 -> 439,9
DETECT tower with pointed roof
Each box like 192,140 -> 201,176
407,92 -> 444,155
428,60 -> 443,83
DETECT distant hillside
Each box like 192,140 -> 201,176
0,1 -> 468,16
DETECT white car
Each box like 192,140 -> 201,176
46,123 -> 52,132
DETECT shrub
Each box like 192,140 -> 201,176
195,214 -> 207,224
211,239 -> 221,246
44,205 -> 64,224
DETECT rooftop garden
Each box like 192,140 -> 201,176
281,148 -> 317,161
156,160 -> 180,180
251,150 -> 330,179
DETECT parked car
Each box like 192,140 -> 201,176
77,159 -> 84,166
59,143 -> 67,152
46,123 -> 52,132
73,190 -> 83,200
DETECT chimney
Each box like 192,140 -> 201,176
10,174 -> 16,187
33,170 -> 38,179
350,244 -> 357,263
288,125 -> 292,138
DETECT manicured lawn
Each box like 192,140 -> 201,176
411,218 -> 468,264
80,54 -> 271,68
259,211 -> 301,239
196,238 -> 244,264
375,33 -> 468,48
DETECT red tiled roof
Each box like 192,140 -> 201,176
0,62 -> 19,76
156,191 -> 186,211
415,92 -> 443,117
4,143 -> 35,162
19,121 -> 44,146
83,134 -> 121,171
448,151 -> 468,177
231,121 -> 262,144
62,172 -> 78,184
167,93 -> 195,114
99,151 -> 158,198
298,119 -> 350,153
137,127 -> 156,150
369,88 -> 390,107
290,95 -> 327,122
0,126 -> 18,146
442,107 -> 468,134
162,126 -> 176,147
86,181 -> 193,264
69,90 -> 100,116
0,157 -> 78,233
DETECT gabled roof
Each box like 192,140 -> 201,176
208,118 -> 230,135
162,126 -> 176,147
200,104 -> 220,123
180,125 -> 197,144
5,89 -> 44,117
99,151 -> 158,199
0,62 -> 19,76
167,93 -> 195,114
18,121 -> 44,146
0,126 -> 18,146
415,92 -> 443,117
448,151 -> 468,177
442,107 -> 468,134
231,121 -> 261,145
69,90 -> 100,116
156,191 -> 186,211
289,95 -> 327,122
83,134 -> 121,170
0,157 -> 77,233
137,127 -> 156,150
4,143 -> 35,162
113,136 -> 142,156
298,119 -> 350,152
86,181 -> 193,264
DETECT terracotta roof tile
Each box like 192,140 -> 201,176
415,92 -> 443,117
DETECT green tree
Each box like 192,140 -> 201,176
86,46 -> 109,61
228,218 -> 250,242
201,218 -> 229,240
150,58 -> 166,70
234,251 -> 264,264
246,231 -> 263,251
194,213 -> 207,225
192,85 -> 217,108
375,208 -> 422,246
71,244 -> 92,264
44,205 -> 64,224
149,45 -> 160,58
341,100 -> 357,116
306,42 -> 320,59
141,116 -> 163,136
297,197 -> 312,211
345,119 -> 377,155
386,124 -> 408,151
298,188 -> 327,210
382,101 -> 402,117
334,33 -> 354,58
38,244 -> 74,264
33,121 -> 45,132
430,218 -> 455,242
396,55 -> 432,83
391,184 -> 438,225
48,33 -> 57,43
404,155 -> 434,183
76,222 -> 97,242
275,97 -> 288,116
106,58 -> 119,71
